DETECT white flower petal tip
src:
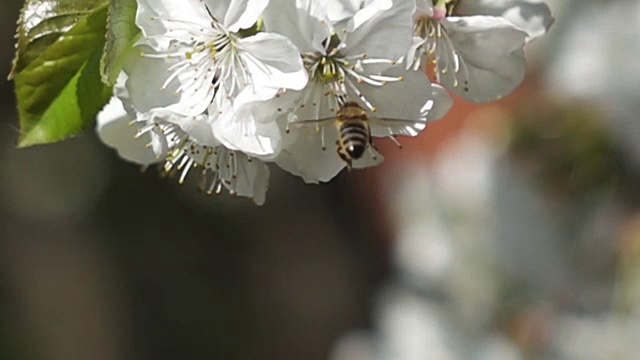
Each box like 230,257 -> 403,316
455,0 -> 555,41
96,97 -> 159,165
275,145 -> 384,185
440,16 -> 527,102
212,107 -> 282,158
426,84 -> 454,121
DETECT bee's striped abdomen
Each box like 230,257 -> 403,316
335,102 -> 371,161
338,120 -> 369,159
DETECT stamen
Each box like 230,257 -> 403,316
177,153 -> 190,170
344,79 -> 375,111
369,74 -> 404,83
412,17 -> 471,90
178,158 -> 194,184
358,58 -> 397,65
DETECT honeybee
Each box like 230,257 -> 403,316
287,101 -> 426,170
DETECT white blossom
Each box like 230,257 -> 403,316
128,0 -> 308,157
92,0 -> 552,204
262,0 -> 451,182
263,0 -> 415,116
97,75 -> 270,205
409,0 -> 530,102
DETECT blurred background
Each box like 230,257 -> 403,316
2,0 -> 640,359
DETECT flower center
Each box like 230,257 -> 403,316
305,51 -> 344,84
414,15 -> 436,40
432,0 -> 457,18
296,36 -> 403,114
142,12 -> 250,113
412,3 -> 470,92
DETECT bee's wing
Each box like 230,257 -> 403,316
369,117 -> 427,137
287,117 -> 336,135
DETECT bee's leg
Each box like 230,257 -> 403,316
337,147 -> 353,171
369,137 -> 379,151
388,135 -> 403,149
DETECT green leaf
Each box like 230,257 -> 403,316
101,0 -> 140,85
18,46 -> 114,147
14,4 -> 112,147
9,0 -> 109,80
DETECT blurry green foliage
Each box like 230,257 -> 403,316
508,99 -> 640,203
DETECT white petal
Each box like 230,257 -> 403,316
405,36 -> 425,71
455,0 -> 554,42
111,68 -> 136,114
263,0 -> 332,54
136,0 -> 211,48
276,131 -> 346,183
96,97 -> 159,165
124,47 -> 213,116
149,127 -> 169,158
440,15 -> 527,102
348,0 -> 392,30
341,0 -> 414,60
414,0 -> 433,16
204,0 -> 268,32
213,104 -> 282,157
169,114 -> 219,147
234,84 -> 308,131
230,154 -> 271,205
237,33 -> 308,96
111,70 -> 173,159
327,0 -> 364,22
363,67 -> 431,120
202,0 -> 231,23
353,145 -> 384,170
425,84 -> 453,121
351,67 -> 452,137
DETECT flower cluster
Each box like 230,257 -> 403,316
97,0 -> 553,204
